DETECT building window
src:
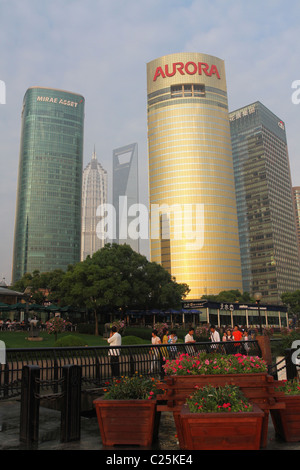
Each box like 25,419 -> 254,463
171,84 -> 205,98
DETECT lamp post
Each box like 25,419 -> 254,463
254,292 -> 263,335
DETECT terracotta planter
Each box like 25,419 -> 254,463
178,403 -> 264,450
271,390 -> 300,442
158,372 -> 283,448
93,398 -> 159,447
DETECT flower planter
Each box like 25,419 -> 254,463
270,385 -> 300,442
178,403 -> 264,450
158,372 -> 282,448
93,398 -> 159,447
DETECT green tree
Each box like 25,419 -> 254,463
281,290 -> 300,317
58,243 -> 189,335
12,269 -> 65,304
201,290 -> 254,303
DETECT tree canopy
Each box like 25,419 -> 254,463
201,290 -> 255,304
13,244 -> 190,335
281,290 -> 300,316
58,243 -> 189,311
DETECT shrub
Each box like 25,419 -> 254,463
271,328 -> 300,356
123,327 -> 153,341
55,335 -> 86,347
122,336 -> 147,345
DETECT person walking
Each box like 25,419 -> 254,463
107,326 -> 122,377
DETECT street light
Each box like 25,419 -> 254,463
254,292 -> 263,335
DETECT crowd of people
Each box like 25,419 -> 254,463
150,323 -> 253,356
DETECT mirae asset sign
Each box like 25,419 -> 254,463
36,96 -> 83,107
153,61 -> 221,81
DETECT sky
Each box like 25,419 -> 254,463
1,0 -> 300,285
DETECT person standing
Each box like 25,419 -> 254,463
185,327 -> 196,355
210,325 -> 220,351
150,329 -> 161,372
232,325 -> 243,353
107,326 -> 122,377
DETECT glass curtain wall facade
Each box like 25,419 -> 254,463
112,143 -> 139,253
12,87 -> 85,283
81,149 -> 107,260
230,102 -> 300,303
292,187 -> 300,257
147,53 -> 242,299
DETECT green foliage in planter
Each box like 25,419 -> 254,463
103,373 -> 162,400
275,379 -> 300,395
163,352 -> 267,375
186,384 -> 253,413
55,335 -> 86,347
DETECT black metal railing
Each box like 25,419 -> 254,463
0,340 -> 261,400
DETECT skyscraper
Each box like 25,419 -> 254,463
12,87 -> 85,283
112,143 -> 139,253
230,101 -> 300,303
147,53 -> 243,299
81,149 -> 107,260
292,187 -> 300,256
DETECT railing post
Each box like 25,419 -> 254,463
61,364 -> 82,442
19,365 -> 40,446
285,348 -> 298,380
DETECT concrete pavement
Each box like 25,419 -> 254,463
0,399 -> 299,451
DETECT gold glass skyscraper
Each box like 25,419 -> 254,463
147,53 -> 242,299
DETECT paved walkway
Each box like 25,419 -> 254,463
0,399 -> 299,451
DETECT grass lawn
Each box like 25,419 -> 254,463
0,330 -> 109,348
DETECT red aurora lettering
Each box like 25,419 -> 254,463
153,62 -> 220,81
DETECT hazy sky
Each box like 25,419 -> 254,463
1,0 -> 300,284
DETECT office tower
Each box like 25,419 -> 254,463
230,102 -> 300,303
147,53 -> 243,299
12,87 -> 85,283
112,143 -> 139,253
292,187 -> 300,256
81,148 -> 107,260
